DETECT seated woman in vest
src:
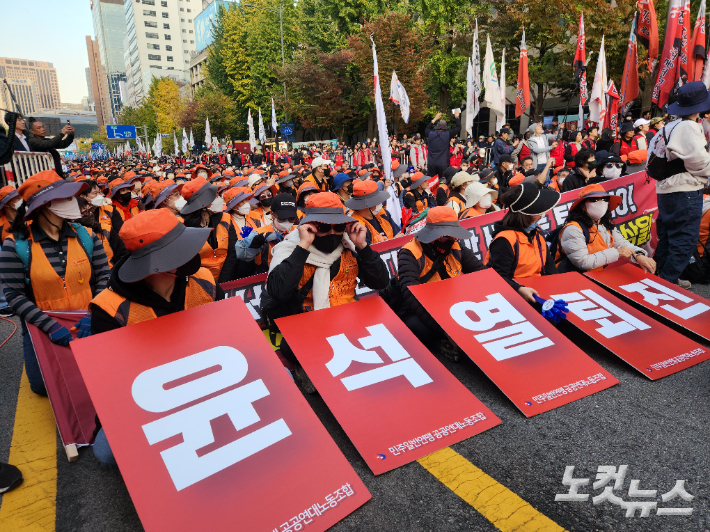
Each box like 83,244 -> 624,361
236,194 -> 299,274
403,173 -> 433,215
0,171 -> 110,395
76,196 -> 127,267
107,178 -> 140,222
556,184 -> 655,273
179,177 -> 233,282
344,180 -> 401,244
485,183 -> 560,303
446,171 -> 478,217
90,209 -> 223,467
397,207 -> 486,357
218,187 -> 259,282
261,192 -> 389,391
460,182 -> 499,219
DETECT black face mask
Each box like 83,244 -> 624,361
116,191 -> 132,205
312,233 -> 342,254
77,215 -> 101,232
173,253 -> 202,277
427,239 -> 455,256
260,197 -> 273,208
345,183 -> 354,194
322,167 -> 331,177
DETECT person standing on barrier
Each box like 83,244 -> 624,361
28,119 -> 75,177
425,110 -> 461,180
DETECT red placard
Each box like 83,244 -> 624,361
523,273 -> 710,379
275,297 -> 501,475
71,298 -> 370,532
586,264 -> 710,342
409,269 -> 619,416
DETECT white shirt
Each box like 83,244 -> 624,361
15,132 -> 30,151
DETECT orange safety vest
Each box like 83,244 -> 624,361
304,174 -> 329,191
459,206 -> 486,220
405,190 -> 430,213
447,194 -> 466,215
9,230 -> 94,311
555,221 -> 614,272
0,216 -> 11,244
90,268 -> 216,326
298,250 -> 358,311
230,214 -> 259,239
349,211 -> 393,244
400,239 -> 463,282
254,225 -> 281,269
247,206 -> 269,228
199,212 -> 232,280
485,229 -> 548,278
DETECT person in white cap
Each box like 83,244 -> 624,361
632,118 -> 650,150
305,157 -> 334,191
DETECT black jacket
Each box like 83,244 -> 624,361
28,131 -> 74,176
425,117 -> 462,168
560,168 -> 587,192
218,223 -> 256,283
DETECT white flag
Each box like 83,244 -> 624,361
125,141 -> 131,155
182,128 -> 188,154
466,59 -> 474,137
173,131 -> 178,154
258,108 -> 266,143
497,48 -> 506,132
247,109 -> 256,151
189,129 -> 195,148
589,36 -> 607,125
389,71 -> 411,124
136,136 -> 143,154
469,21 -> 482,125
271,98 -> 278,133
212,136 -> 219,152
371,37 -> 399,228
204,117 -> 211,149
483,35 -> 505,128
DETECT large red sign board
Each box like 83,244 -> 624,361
586,264 -> 710,343
409,269 -> 619,416
275,297 -> 501,475
523,273 -> 709,379
72,298 -> 370,532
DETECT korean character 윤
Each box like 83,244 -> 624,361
555,466 -> 590,502
342,483 -> 354,497
657,480 -> 694,516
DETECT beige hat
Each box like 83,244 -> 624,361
451,171 -> 479,189
311,157 -> 334,169
465,181 -> 498,208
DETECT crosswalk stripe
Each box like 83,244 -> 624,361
0,367 -> 57,531
418,447 -> 567,532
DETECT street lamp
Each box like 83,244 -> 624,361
243,3 -> 288,125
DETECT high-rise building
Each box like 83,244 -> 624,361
86,36 -> 113,130
0,58 -> 61,110
190,0 -> 235,97
85,67 -> 95,106
123,0 -> 198,105
91,0 -> 127,119
0,78 -> 40,115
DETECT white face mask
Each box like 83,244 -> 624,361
236,203 -> 251,216
208,196 -> 224,214
273,218 -> 293,233
477,194 -> 493,210
131,192 -> 139,199
90,195 -> 105,207
11,198 -> 23,210
558,177 -> 566,185
490,178 -> 498,186
173,197 -> 187,212
585,200 -> 609,220
602,166 -> 622,179
47,197 -> 81,220
371,204 -> 383,216
197,171 -> 209,179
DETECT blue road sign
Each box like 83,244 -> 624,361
106,125 -> 137,139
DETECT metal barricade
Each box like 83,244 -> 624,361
1,151 -> 55,188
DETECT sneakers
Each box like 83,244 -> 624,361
0,308 -> 13,318
678,279 -> 692,290
0,462 -> 23,494
293,366 -> 317,394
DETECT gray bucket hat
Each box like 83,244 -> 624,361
344,181 -> 390,210
300,192 -> 355,225
415,207 -> 473,243
153,183 -> 178,208
179,182 -> 219,215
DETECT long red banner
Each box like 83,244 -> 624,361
275,297 -> 501,475
221,172 -> 658,327
523,272 -> 710,379
409,269 -> 619,416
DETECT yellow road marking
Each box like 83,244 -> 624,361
0,367 -> 57,531
418,447 -> 567,532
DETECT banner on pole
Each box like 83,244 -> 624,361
72,298 -> 370,532
275,297 -> 501,475
522,272 -> 709,378
586,263 -> 710,342
408,269 -> 619,416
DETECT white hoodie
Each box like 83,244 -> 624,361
653,119 -> 710,194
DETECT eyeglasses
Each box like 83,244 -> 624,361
259,192 -> 273,199
604,163 -> 623,169
279,216 -> 299,224
314,222 -> 347,233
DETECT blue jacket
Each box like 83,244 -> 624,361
493,138 -> 514,165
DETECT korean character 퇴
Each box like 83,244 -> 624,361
298,511 -> 313,525
555,466 -> 590,502
342,483 -> 354,496
657,480 -> 694,516
325,494 -> 338,508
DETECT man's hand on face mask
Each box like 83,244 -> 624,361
346,221 -> 368,250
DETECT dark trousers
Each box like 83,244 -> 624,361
402,313 -> 444,348
22,329 -> 47,396
427,165 -> 448,181
654,190 -> 703,283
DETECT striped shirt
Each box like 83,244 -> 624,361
0,222 -> 110,332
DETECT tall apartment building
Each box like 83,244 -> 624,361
0,78 -> 40,115
123,0 -> 198,106
91,0 -> 127,118
86,36 -> 114,130
0,58 -> 61,110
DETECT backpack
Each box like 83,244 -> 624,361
646,122 -> 687,181
682,239 -> 710,284
14,222 -> 94,284
547,222 -> 590,273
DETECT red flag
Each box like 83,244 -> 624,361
620,13 -> 640,115
679,0 -> 692,84
515,29 -> 530,118
690,0 -> 706,81
604,81 -> 621,132
652,0 -> 683,108
637,0 -> 659,71
574,12 -> 588,109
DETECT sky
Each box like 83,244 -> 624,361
3,0 -> 95,104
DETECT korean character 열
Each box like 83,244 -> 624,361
657,480 -> 694,516
555,466 -> 590,502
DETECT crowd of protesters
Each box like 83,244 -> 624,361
0,81 -> 709,482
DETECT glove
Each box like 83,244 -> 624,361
533,294 -> 569,323
239,226 -> 253,239
70,316 -> 92,339
48,324 -> 73,347
249,232 -> 267,249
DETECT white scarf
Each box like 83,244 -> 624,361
269,230 -> 355,311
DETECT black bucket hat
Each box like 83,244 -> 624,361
508,182 -> 560,215
668,81 -> 710,116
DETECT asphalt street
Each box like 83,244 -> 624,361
1,282 -> 709,532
